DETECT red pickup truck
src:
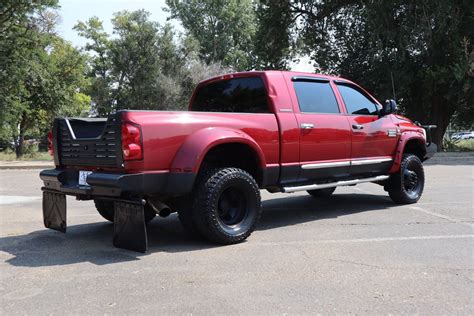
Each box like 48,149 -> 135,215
40,71 -> 436,252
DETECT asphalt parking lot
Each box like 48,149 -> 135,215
1,155 -> 473,314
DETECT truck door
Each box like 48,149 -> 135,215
289,76 -> 352,182
335,83 -> 398,175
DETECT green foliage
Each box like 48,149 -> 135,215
287,0 -> 474,148
0,150 -> 52,161
2,0 -> 472,158
442,136 -> 474,152
254,0 -> 294,70
166,0 -> 257,70
0,1 -> 89,157
75,10 -> 227,115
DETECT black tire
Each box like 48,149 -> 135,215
307,187 -> 336,197
387,154 -> 425,204
186,168 -> 262,245
93,199 -> 156,223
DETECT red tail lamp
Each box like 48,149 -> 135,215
122,123 -> 143,161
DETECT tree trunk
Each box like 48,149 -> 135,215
14,112 -> 27,158
430,96 -> 455,151
431,115 -> 450,151
14,134 -> 25,158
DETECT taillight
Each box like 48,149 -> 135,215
122,123 -> 142,160
47,130 -> 54,156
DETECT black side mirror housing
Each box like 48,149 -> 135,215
380,99 -> 397,116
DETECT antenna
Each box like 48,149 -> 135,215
390,71 -> 397,101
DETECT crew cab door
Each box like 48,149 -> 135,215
288,76 -> 352,182
335,83 -> 398,174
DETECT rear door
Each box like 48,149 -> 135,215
288,76 -> 352,182
335,83 -> 398,174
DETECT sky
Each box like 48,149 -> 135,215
58,0 -> 177,47
57,0 -> 312,71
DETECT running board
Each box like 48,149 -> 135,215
283,175 -> 390,193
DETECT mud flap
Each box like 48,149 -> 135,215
43,191 -> 67,232
113,201 -> 148,253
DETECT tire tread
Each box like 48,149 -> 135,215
193,168 -> 261,245
388,154 -> 424,204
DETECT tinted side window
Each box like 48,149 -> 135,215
293,81 -> 339,114
191,77 -> 269,113
337,85 -> 379,115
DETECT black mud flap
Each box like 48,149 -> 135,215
113,201 -> 148,253
42,191 -> 67,233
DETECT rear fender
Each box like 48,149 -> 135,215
170,127 -> 266,174
389,132 -> 426,173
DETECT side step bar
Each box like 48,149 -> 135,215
283,175 -> 390,193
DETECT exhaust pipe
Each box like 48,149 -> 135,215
147,198 -> 172,217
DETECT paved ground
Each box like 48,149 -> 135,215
0,158 -> 473,314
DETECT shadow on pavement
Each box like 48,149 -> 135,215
258,193 -> 393,231
1,193 -> 396,267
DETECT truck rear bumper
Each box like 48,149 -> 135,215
40,168 -> 195,198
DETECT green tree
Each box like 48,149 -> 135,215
165,0 -> 257,70
74,17 -> 112,116
270,0 -> 473,148
254,0 -> 294,70
76,10 -> 227,114
1,36 -> 90,157
347,1 -> 470,147
76,11 -> 186,113
0,1 -> 89,157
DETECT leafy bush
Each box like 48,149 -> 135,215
443,136 -> 474,152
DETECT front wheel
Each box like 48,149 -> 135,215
191,168 -> 262,245
387,154 -> 425,204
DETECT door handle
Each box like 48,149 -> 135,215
352,124 -> 364,130
300,123 -> 314,129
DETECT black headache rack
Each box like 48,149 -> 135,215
53,113 -> 123,168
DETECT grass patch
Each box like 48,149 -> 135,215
454,139 -> 474,151
0,150 -> 52,161
443,138 -> 474,152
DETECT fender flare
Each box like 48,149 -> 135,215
170,127 -> 266,174
389,132 -> 426,173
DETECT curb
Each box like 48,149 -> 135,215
0,162 -> 54,170
0,165 -> 54,170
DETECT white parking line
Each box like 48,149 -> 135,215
256,234 -> 473,246
409,206 -> 474,228
0,195 -> 40,205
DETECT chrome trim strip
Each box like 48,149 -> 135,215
301,158 -> 392,170
283,175 -> 390,193
301,161 -> 351,170
350,158 -> 393,166
65,119 -> 77,140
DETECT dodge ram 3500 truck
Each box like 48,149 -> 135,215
40,71 -> 436,252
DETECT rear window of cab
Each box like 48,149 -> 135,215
191,77 -> 270,113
